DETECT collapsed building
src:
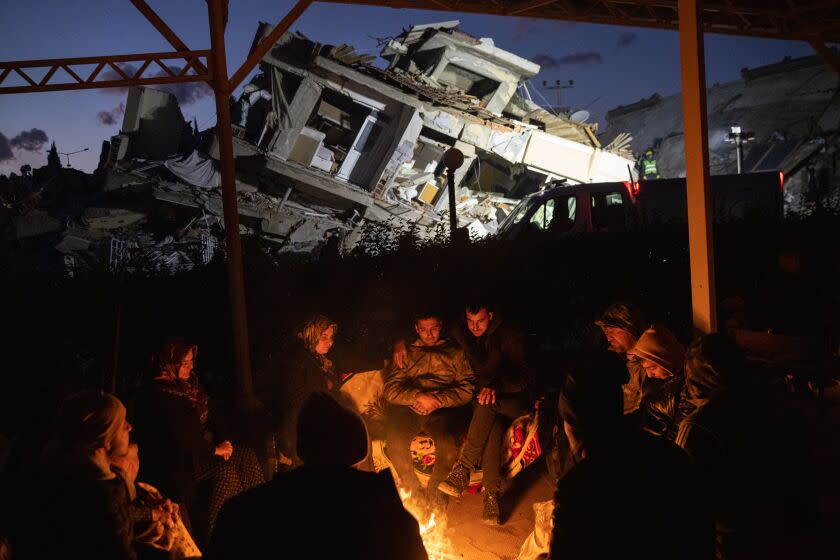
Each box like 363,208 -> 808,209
94,20 -> 636,270
599,50 -> 840,215
7,20 -> 639,273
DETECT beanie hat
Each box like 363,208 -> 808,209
629,326 -> 685,377
296,392 -> 368,466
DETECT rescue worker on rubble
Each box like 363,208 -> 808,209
392,301 -> 534,525
384,311 -> 475,515
638,148 -> 659,180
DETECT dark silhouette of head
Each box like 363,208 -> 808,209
558,353 -> 626,456
296,392 -> 368,466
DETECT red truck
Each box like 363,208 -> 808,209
496,171 -> 784,239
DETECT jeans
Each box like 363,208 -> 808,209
459,392 -> 530,492
384,404 -> 470,493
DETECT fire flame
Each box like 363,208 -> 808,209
399,488 -> 462,560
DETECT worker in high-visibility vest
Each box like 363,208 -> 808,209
638,148 -> 659,180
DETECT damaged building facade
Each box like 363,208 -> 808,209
236,20 -> 635,241
599,50 -> 840,215
9,21 -> 638,273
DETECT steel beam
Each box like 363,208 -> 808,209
228,0 -> 314,92
0,50 -> 210,94
208,0 -> 256,403
130,0 -> 209,74
679,0 -> 717,333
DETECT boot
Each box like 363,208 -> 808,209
482,491 -> 501,525
437,462 -> 470,497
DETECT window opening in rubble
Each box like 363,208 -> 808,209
591,191 -> 626,232
437,63 -> 500,104
306,89 -> 376,170
391,132 -> 449,204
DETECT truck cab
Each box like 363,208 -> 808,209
496,171 -> 783,240
498,182 -> 638,240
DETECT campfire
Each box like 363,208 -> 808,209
399,488 -> 463,560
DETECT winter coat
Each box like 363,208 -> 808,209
550,428 -> 713,560
10,473 -> 136,560
255,342 -> 339,464
384,339 -> 475,408
677,389 -> 817,559
207,466 -> 427,560
131,382 -> 215,505
449,316 -> 534,396
641,373 -> 692,440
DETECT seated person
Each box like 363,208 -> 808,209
594,301 -> 648,415
432,301 -> 535,525
384,311 -> 474,513
208,392 -> 427,560
551,354 -> 713,560
111,443 -> 201,560
9,390 -> 137,560
628,326 -> 690,440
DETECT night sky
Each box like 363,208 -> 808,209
0,0 -> 816,175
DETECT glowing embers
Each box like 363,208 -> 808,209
399,488 -> 463,560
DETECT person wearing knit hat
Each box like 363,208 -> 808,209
9,390 -> 138,560
208,392 -> 428,560
42,390 -> 132,481
628,326 -> 690,439
594,301 -> 648,415
551,353 -> 714,560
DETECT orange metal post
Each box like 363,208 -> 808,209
228,0 -> 314,92
678,0 -> 717,333
207,0 -> 256,402
809,40 -> 840,76
130,0 -> 209,74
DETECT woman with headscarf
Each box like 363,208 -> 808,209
132,339 -> 264,546
628,325 -> 691,440
256,315 -> 341,468
9,390 -> 137,560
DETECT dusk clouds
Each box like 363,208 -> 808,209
101,64 -> 212,106
9,128 -> 49,152
617,31 -> 640,47
531,51 -> 604,69
0,128 -> 50,162
97,103 -> 125,126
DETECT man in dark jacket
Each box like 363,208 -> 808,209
208,392 -> 427,560
431,301 -> 534,524
550,355 -> 713,560
384,311 -> 474,512
594,301 -> 648,415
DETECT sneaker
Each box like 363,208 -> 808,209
437,463 -> 470,497
482,491 -> 501,525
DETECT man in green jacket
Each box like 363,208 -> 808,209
384,311 -> 475,512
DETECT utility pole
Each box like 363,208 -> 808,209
443,148 -> 464,244
542,79 -> 574,112
725,126 -> 754,174
58,147 -> 89,167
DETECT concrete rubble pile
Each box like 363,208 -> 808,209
599,50 -> 840,215
4,20 -> 638,274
